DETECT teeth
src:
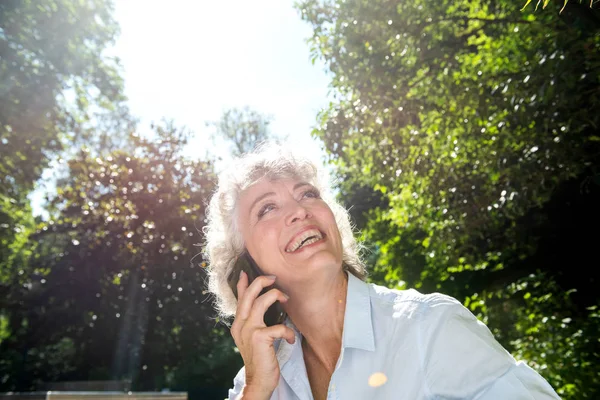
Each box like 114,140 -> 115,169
286,229 -> 323,252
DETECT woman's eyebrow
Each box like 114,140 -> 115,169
293,182 -> 311,190
249,192 -> 275,215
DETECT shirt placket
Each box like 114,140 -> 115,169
326,346 -> 346,400
278,328 -> 314,400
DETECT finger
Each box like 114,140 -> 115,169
236,270 -> 249,302
248,288 -> 289,324
231,270 -> 250,337
230,318 -> 241,341
255,324 -> 296,345
231,272 -> 249,338
237,275 -> 277,320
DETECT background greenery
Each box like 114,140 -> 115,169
0,0 -> 598,399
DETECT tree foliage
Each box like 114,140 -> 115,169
297,0 -> 600,397
0,2 -> 244,395
0,0 -> 132,321
0,122 -> 241,393
522,0 -> 598,14
0,0 -> 128,199
208,106 -> 276,157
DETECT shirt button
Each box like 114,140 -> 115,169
331,384 -> 336,390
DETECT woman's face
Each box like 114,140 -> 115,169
237,177 -> 343,286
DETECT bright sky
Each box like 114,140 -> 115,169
31,0 -> 333,217
112,0 -> 332,164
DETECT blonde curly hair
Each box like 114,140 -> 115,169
203,142 -> 367,320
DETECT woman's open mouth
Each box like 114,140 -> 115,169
285,228 -> 326,253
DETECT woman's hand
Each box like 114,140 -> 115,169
230,271 -> 296,400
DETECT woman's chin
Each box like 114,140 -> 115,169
287,250 -> 342,271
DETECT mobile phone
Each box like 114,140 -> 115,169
227,251 -> 286,327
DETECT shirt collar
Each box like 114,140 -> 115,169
342,272 -> 375,351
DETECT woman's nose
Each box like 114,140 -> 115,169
285,202 -> 311,225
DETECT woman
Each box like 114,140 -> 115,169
203,143 -> 561,400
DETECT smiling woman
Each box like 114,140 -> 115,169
202,143 -> 561,400
203,144 -> 366,322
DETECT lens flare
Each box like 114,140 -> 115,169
368,372 -> 388,387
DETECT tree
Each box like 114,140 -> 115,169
297,0 -> 600,397
0,1 -> 244,397
0,0 -> 132,332
0,0 -> 129,200
0,122 -> 240,396
208,106 -> 277,157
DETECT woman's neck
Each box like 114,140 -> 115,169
283,270 -> 348,370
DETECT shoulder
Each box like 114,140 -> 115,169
366,282 -> 508,356
366,280 -> 464,323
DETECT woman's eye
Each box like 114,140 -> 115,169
302,189 -> 320,199
258,203 -> 276,218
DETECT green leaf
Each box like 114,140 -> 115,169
520,0 -> 534,11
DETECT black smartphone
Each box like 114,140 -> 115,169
227,251 -> 286,327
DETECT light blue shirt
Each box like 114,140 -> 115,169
228,273 -> 561,399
